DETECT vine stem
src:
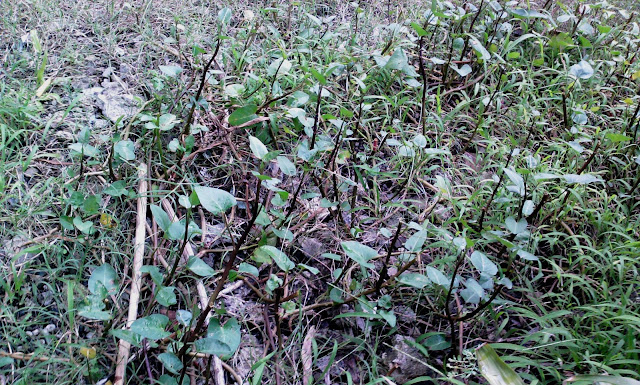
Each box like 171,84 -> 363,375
176,179 -> 263,383
182,39 -> 221,137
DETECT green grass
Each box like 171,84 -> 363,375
1,0 -> 639,384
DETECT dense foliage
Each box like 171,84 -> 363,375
1,0 -> 639,384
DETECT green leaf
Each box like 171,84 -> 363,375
422,333 -> 451,351
267,58 -> 292,77
194,318 -> 241,359
405,229 -> 428,252
563,174 -> 603,184
165,220 -> 188,241
505,217 -> 527,235
426,266 -> 449,287
566,375 -> 640,385
218,8 -> 232,24
156,286 -> 177,306
186,257 -> 216,277
341,241 -> 377,269
158,374 -> 189,385
379,309 -> 396,327
176,310 -> 192,326
154,114 -> 180,131
114,140 -> 135,161
451,63 -> 472,77
224,84 -> 245,98
468,36 -> 491,60
83,195 -> 100,215
272,228 -> 294,241
410,22 -> 427,36
605,133 -> 632,142
256,245 -> 295,272
104,181 -> 128,197
249,135 -> 268,160
517,249 -> 538,261
510,8 -> 548,19
109,329 -> 143,347
309,68 -> 326,85
60,215 -> 74,230
194,186 -> 236,215
88,264 -> 118,296
549,32 -> 573,50
398,272 -> 430,289
131,314 -> 171,341
460,278 -> 484,304
503,168 -> 524,195
150,204 -> 172,233
159,65 -> 183,77
77,294 -> 112,320
470,251 -> 498,276
228,104 -> 258,126
238,262 -> 259,277
385,48 -> 409,70
277,156 -> 297,176
69,143 -> 99,157
158,352 -> 183,375
476,344 -> 526,385
178,195 -> 192,209
569,60 -> 594,79
141,265 -> 164,285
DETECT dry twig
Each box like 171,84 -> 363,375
114,164 -> 148,385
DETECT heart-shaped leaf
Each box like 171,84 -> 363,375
505,217 -> 527,235
88,264 -> 119,296
460,278 -> 484,304
155,286 -> 177,306
398,272 -> 430,289
277,156 -> 297,176
405,229 -> 428,252
150,205 -> 172,233
249,136 -> 268,160
186,257 -> 216,277
194,186 -> 236,215
228,105 -> 258,126
158,352 -> 183,374
159,65 -> 183,77
114,140 -> 135,161
569,60 -> 594,79
426,266 -> 449,287
131,314 -> 170,341
256,245 -> 295,272
470,251 -> 498,276
341,241 -> 377,269
194,318 -> 241,359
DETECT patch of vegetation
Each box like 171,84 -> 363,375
1,0 -> 639,384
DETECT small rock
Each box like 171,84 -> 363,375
120,63 -> 133,76
102,67 -> 114,78
381,335 -> 434,383
4,236 -> 38,265
43,324 -> 56,335
300,237 -> 323,257
93,118 -> 109,129
38,291 -> 54,307
24,167 -> 39,179
92,81 -> 139,122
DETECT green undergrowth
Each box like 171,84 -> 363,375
1,0 -> 639,384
